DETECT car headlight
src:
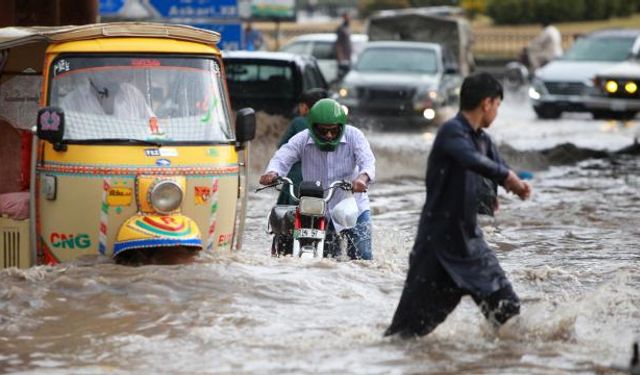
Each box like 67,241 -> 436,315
415,87 -> 438,101
605,80 -> 619,94
299,196 -> 325,216
528,78 -> 547,100
414,87 -> 438,110
530,78 -> 547,94
423,108 -> 436,120
150,180 -> 183,213
338,84 -> 356,99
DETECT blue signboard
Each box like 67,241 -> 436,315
147,0 -> 239,19
192,23 -> 243,51
100,0 -> 126,15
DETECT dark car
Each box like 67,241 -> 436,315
222,51 -> 328,117
336,41 -> 463,129
529,28 -> 640,119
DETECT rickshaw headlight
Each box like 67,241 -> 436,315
150,180 -> 183,213
299,196 -> 325,216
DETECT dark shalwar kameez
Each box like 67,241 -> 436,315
385,113 -> 520,338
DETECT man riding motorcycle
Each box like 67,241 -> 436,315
259,98 -> 376,260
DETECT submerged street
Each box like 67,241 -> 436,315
1,97 -> 640,374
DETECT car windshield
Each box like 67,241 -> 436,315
356,47 -> 438,74
224,60 -> 294,100
49,55 -> 232,143
563,36 -> 636,61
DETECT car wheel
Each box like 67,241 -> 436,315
534,105 -> 561,119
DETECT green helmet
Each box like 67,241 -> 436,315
307,98 -> 347,152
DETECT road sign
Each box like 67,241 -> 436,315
192,23 -> 243,51
100,0 -> 126,15
147,0 -> 239,19
251,0 -> 295,21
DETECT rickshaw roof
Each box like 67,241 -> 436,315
0,22 -> 220,51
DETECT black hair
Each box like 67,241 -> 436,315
301,88 -> 329,108
459,72 -> 503,111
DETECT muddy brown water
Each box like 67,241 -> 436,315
1,102 -> 639,374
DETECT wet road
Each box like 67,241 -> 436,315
1,98 -> 639,374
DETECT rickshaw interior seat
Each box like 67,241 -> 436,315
0,120 -> 29,220
0,192 -> 29,220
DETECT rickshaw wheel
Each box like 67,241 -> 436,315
115,246 -> 199,266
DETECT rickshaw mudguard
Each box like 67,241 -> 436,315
114,213 -> 202,256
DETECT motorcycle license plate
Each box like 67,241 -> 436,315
295,228 -> 325,239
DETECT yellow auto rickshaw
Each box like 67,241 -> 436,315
0,22 -> 255,268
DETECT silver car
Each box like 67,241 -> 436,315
529,28 -> 640,119
280,33 -> 368,84
337,41 -> 463,129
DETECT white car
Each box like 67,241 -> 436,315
529,28 -> 640,119
280,33 -> 368,84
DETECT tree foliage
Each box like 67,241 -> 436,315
356,0 -> 640,23
487,0 -> 640,25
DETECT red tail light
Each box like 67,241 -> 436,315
294,208 -> 301,229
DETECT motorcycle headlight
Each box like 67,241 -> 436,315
150,180 -> 183,213
299,196 -> 325,216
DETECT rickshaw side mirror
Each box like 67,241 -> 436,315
235,107 -> 256,148
37,107 -> 66,151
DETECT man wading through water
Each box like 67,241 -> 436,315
385,72 -> 532,338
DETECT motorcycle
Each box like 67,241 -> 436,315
257,177 -> 356,259
503,47 -> 533,94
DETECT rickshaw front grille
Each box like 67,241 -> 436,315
2,230 -> 21,268
0,217 -> 30,269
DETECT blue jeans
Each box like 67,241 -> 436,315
325,210 -> 372,260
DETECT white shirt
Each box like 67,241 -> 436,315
265,125 -> 376,228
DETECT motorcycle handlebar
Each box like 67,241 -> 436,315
256,177 -> 351,203
324,180 -> 352,202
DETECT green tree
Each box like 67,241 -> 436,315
357,0 -> 411,17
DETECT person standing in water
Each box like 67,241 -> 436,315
385,72 -> 531,338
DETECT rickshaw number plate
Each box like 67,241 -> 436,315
107,187 -> 133,206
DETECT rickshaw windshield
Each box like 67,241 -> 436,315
48,55 -> 233,143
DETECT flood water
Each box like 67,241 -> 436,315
1,99 -> 640,374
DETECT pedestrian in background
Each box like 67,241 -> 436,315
276,88 -> 329,205
335,12 -> 352,81
528,20 -> 563,70
243,22 -> 263,51
385,72 -> 531,338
